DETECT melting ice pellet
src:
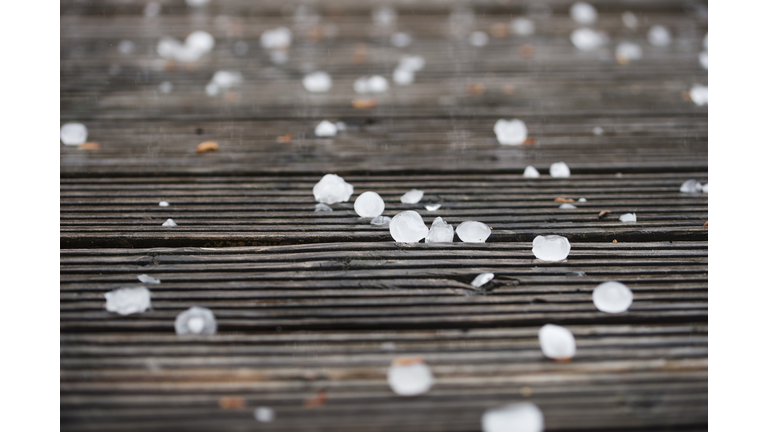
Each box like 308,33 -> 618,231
313,174 -> 353,204
425,217 -> 454,243
538,324 -> 576,360
354,192 -> 386,218
532,235 -> 570,261
592,281 -> 633,313
390,211 -> 429,242
105,287 -> 151,316
456,221 -> 491,243
175,306 -> 217,335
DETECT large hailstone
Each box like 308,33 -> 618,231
387,358 -> 434,396
400,189 -> 424,204
549,162 -> 570,178
60,123 -> 88,145
303,71 -> 332,92
105,287 -> 151,315
570,28 -> 607,51
538,324 -> 576,360
314,120 -> 338,137
690,84 -> 708,106
648,25 -> 671,47
390,211 -> 429,242
456,221 -> 491,243
175,306 -> 217,335
523,166 -> 540,178
354,191 -> 385,217
532,235 -> 570,261
494,119 -> 528,145
482,402 -> 545,432
592,281 -> 633,313
570,2 -> 597,25
425,217 -> 454,243
313,174 -> 354,204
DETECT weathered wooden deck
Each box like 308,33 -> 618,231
61,1 -> 707,430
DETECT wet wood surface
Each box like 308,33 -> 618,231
61,0 -> 707,430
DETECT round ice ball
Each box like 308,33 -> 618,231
570,28 -> 606,51
60,123 -> 88,145
390,211 -> 429,243
532,235 -> 570,261
538,324 -> 576,360
387,358 -> 434,396
303,71 -> 332,92
493,119 -> 528,145
175,306 -> 217,335
185,30 -> 215,53
482,402 -> 544,432
456,221 -> 491,243
592,281 -> 633,313
354,191 -> 386,218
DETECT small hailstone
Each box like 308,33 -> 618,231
622,11 -> 638,29
647,25 -> 671,47
211,70 -> 242,89
690,84 -> 708,106
157,37 -> 183,59
233,40 -> 249,56
482,402 -> 544,432
175,306 -> 217,335
137,274 -> 161,284
105,287 -> 151,316
159,201 -> 169,207
532,235 -> 570,261
616,42 -> 642,62
205,82 -> 219,96
335,122 -> 347,131
494,119 -> 528,145
186,31 -> 215,54
60,123 -> 88,145
354,76 -> 389,94
571,28 -> 608,51
400,189 -> 424,204
425,204 -> 441,211
471,273 -> 494,287
313,174 -> 354,204
158,81 -> 173,94
538,324 -> 576,360
354,191 -> 386,218
391,32 -> 412,47
619,213 -> 636,222
387,358 -> 433,396
511,18 -> 535,36
373,5 -> 397,26
389,211 -> 429,242
371,215 -> 392,226
314,120 -> 338,137
186,0 -> 210,7
523,166 -> 540,178
260,27 -> 292,49
699,51 -> 708,69
679,179 -> 702,193
393,67 -> 415,85
570,2 -> 598,25
303,71 -> 332,92
315,203 -> 333,212
425,217 -> 454,243
592,281 -> 633,313
593,126 -> 604,135
702,183 -> 708,193
254,407 -> 275,423
549,162 -> 570,178
118,40 -> 135,54
399,55 -> 425,72
270,51 -> 288,64
456,221 -> 491,243
144,1 -> 161,17
578,198 -> 587,203
559,203 -> 577,209
162,218 -> 177,227
469,31 -> 489,47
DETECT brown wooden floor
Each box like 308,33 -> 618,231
60,1 -> 707,430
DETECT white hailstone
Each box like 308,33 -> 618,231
592,281 -> 633,313
456,221 -> 491,243
532,235 -> 571,261
372,6 -> 397,26
254,407 -> 275,423
538,324 -> 576,360
559,203 -> 577,209
211,70 -> 242,89
571,28 -> 608,51
425,204 -> 441,211
647,25 -> 672,47
205,82 -> 220,96
185,31 -> 215,54
105,287 -> 151,315
593,126 -> 604,135
314,120 -> 338,137
313,174 -> 354,204
578,198 -> 587,203
186,0 -> 210,7
570,2 -> 598,25
234,40 -> 249,56
471,273 -> 494,287
703,33 -> 708,50
619,213 -> 636,222
354,76 -> 389,94
159,201 -> 170,206
622,11 -> 638,29
60,123 -> 88,145
158,81 -> 173,94
387,359 -> 433,396
175,306 -> 217,335
303,71 -> 332,92
137,274 -> 161,284
391,32 -> 412,47
679,179 -> 702,193
315,203 -> 333,212
511,18 -> 535,36
371,215 -> 392,226
690,84 -> 708,106
702,183 -> 708,193
270,51 -> 289,64
162,218 -> 177,227
494,119 -> 528,145
118,40 -> 135,54
425,217 -> 454,243
616,42 -> 643,61
393,67 -> 415,85
549,162 -> 571,178
389,211 -> 429,243
260,27 -> 292,49
157,37 -> 183,59
482,403 -> 544,432
523,166 -> 540,178
335,122 -> 347,131
469,31 -> 489,47
699,51 -> 708,69
399,55 -> 425,72
400,189 -> 424,204
354,192 -> 386,218
144,1 -> 161,17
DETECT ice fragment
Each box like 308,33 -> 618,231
648,25 -> 671,47
549,162 -> 570,178
315,203 -> 333,212
469,31 -> 489,47
313,174 -> 354,204
570,2 -> 598,25
400,189 -> 424,204
61,123 -> 88,145
389,211 -> 429,242
175,306 -> 217,335
387,358 -> 433,396
523,166 -> 540,178
482,402 -> 544,432
571,28 -> 608,51
559,203 -> 577,209
137,274 -> 161,284
471,273 -> 494,287
532,235 -> 570,261
303,71 -> 332,92
425,217 -> 454,243
511,18 -> 535,36
162,218 -> 177,227
260,27 -> 292,49
105,287 -> 151,316
679,179 -> 702,193
456,221 -> 491,243
538,324 -> 576,360
314,120 -> 338,137
494,119 -> 528,145
354,191 -> 386,218
254,407 -> 275,423
690,84 -> 708,106
592,281 -> 633,313
159,201 -> 169,207
619,213 -> 636,222
622,12 -> 638,29
425,204 -> 441,211
371,215 -> 392,226
391,32 -> 412,47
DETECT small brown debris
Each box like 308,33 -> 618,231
466,83 -> 486,94
519,44 -> 535,58
163,61 -> 177,71
184,62 -> 198,72
704,221 -> 708,226
196,141 -> 219,153
616,53 -> 630,65
303,389 -> 328,408
554,198 -> 575,203
503,84 -> 516,95
352,98 -> 378,109
276,133 -> 292,143
612,239 -> 618,243
681,91 -> 692,101
392,356 -> 425,366
353,43 -> 367,64
78,142 -> 100,150
598,210 -> 612,219
218,396 -> 246,409
522,137 -> 537,145
307,25 -> 324,42
224,91 -> 240,102
520,386 -> 533,397
490,22 -> 508,38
